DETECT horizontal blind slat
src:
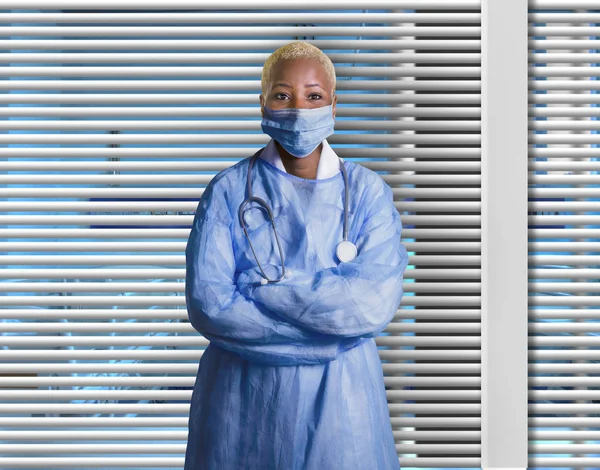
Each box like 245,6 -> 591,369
2,0 -> 480,9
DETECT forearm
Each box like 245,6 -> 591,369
236,260 -> 406,338
186,278 -> 333,343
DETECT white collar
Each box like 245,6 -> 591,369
259,138 -> 342,179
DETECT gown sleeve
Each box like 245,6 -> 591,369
185,177 -> 328,346
237,179 -> 409,339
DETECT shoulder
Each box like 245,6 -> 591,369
344,161 -> 397,227
206,157 -> 249,194
345,160 -> 393,204
192,156 -> 253,225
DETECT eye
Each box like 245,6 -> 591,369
274,93 -> 288,100
309,93 -> 322,99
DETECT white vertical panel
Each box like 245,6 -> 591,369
481,1 -> 529,470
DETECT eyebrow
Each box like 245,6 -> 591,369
272,83 -> 324,90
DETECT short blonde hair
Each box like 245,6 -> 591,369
261,41 -> 336,97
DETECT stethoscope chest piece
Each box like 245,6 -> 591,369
336,240 -> 357,263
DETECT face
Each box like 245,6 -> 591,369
259,58 -> 337,118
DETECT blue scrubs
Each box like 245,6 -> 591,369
184,153 -> 408,469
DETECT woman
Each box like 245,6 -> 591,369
184,41 -> 408,470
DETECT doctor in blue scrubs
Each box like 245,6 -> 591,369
184,41 -> 408,470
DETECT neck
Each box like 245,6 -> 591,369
275,141 -> 322,180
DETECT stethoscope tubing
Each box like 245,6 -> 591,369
239,146 -> 350,284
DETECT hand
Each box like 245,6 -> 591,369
235,265 -> 264,296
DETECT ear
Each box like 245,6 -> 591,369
259,94 -> 264,117
332,93 -> 337,120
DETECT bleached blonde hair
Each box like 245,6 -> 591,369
261,41 -> 336,97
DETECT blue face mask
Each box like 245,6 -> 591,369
260,104 -> 335,158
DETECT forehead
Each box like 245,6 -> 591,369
268,58 -> 330,86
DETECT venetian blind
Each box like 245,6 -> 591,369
0,1 -> 494,469
527,1 -> 600,469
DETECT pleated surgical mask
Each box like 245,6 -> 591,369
260,104 -> 335,158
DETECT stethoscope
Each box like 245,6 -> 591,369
238,147 -> 357,284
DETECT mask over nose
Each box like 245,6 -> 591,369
260,104 -> 335,158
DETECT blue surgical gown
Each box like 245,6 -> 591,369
184,151 -> 408,470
